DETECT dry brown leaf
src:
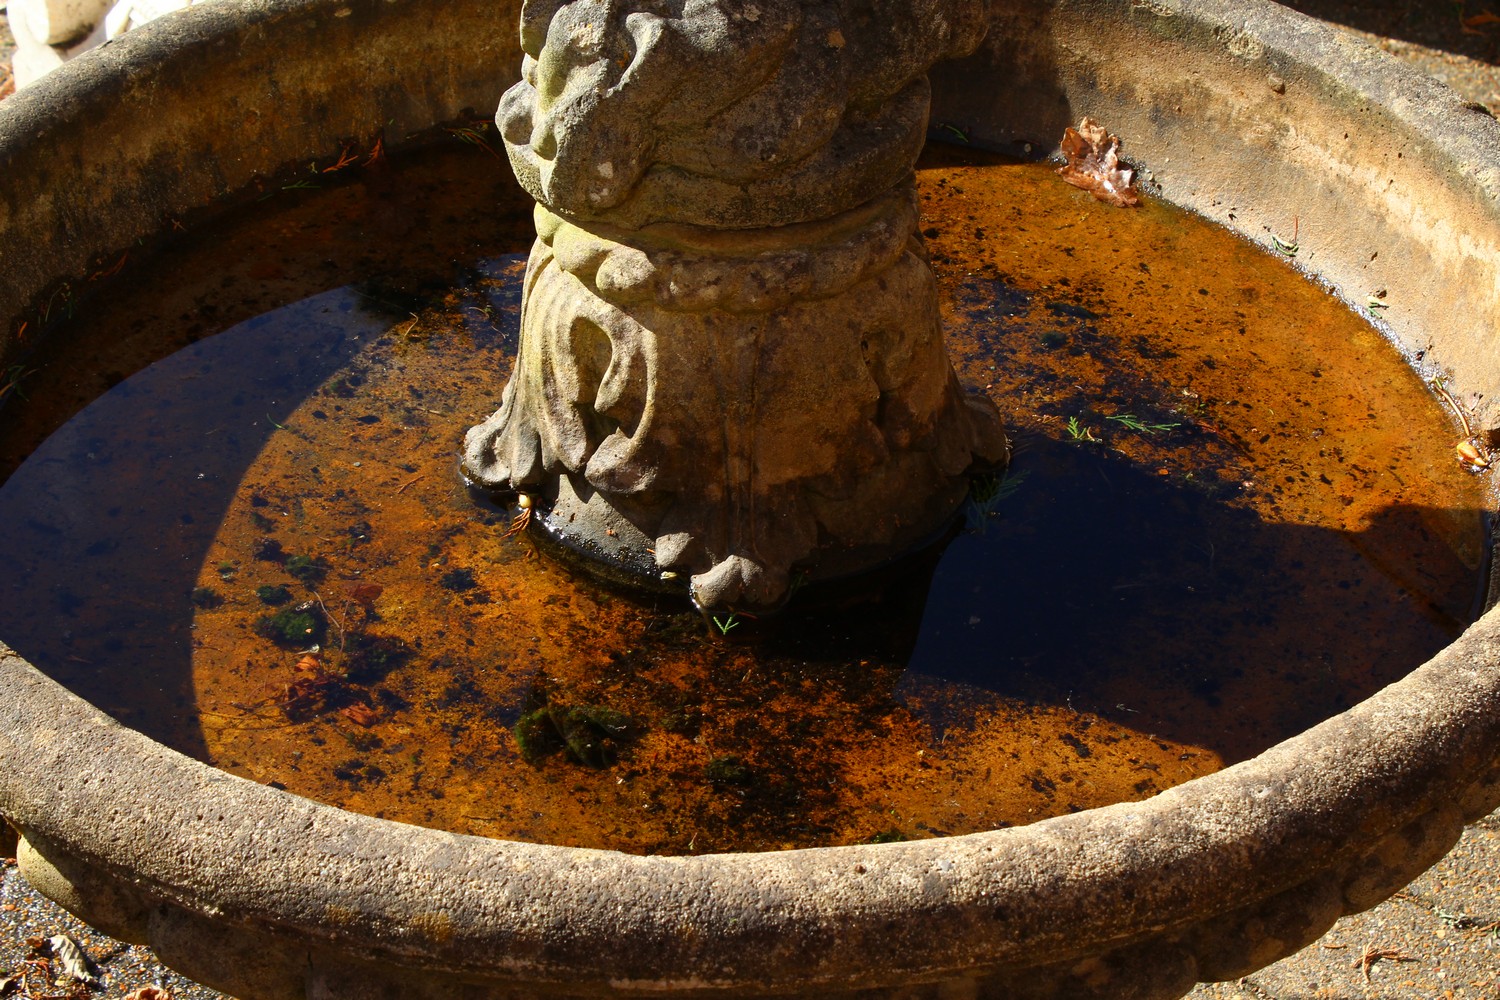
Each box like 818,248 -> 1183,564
1463,10 -> 1500,29
344,582 -> 384,607
47,934 -> 98,985
341,703 -> 379,727
1057,117 -> 1141,208
124,987 -> 173,1000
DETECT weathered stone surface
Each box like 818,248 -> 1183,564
499,0 -> 993,229
1189,874 -> 1344,981
463,189 -> 1006,608
468,0 -> 1007,609
1341,807 -> 1467,912
8,0 -> 109,87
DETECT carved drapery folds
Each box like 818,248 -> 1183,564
464,0 -> 1007,610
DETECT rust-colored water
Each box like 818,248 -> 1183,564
0,143 -> 1488,854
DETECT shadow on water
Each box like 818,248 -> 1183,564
0,142 -> 529,486
897,445 -> 1482,764
0,277 -> 519,755
0,145 -> 533,756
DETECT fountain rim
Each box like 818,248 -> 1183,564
1,0 -> 1499,992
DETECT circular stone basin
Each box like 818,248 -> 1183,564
1,1 -> 1499,998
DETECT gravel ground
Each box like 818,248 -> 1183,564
1,3 -> 1499,999
1282,0 -> 1500,109
1,859 -> 228,1000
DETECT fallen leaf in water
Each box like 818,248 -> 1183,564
294,653 -> 322,672
342,703 -> 379,727
1057,117 -> 1140,207
344,582 -> 384,608
1463,10 -> 1500,30
47,934 -> 98,985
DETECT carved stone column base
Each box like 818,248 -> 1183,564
464,191 -> 1007,611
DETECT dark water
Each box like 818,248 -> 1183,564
0,142 -> 1487,854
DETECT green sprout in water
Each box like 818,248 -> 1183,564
41,283 -> 75,324
868,828 -> 909,844
446,122 -> 506,163
786,570 -> 809,599
1066,416 -> 1099,443
253,604 -> 325,647
1107,413 -> 1180,435
964,468 -> 1028,532
712,614 -> 741,635
937,122 -> 970,144
704,755 -> 753,786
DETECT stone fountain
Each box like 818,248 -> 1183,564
461,0 -> 1006,610
1,0 -> 1499,998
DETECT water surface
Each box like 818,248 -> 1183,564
0,142 -> 1487,853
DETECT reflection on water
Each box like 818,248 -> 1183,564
0,143 -> 1487,854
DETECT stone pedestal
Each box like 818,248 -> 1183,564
464,0 -> 1007,610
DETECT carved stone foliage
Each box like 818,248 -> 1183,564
466,0 -> 1007,609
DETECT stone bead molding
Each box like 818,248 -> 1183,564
532,189 -> 920,315
4,0 -> 1500,996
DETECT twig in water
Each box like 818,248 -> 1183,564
322,145 -> 360,173
1432,377 -> 1493,471
310,590 -> 347,651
